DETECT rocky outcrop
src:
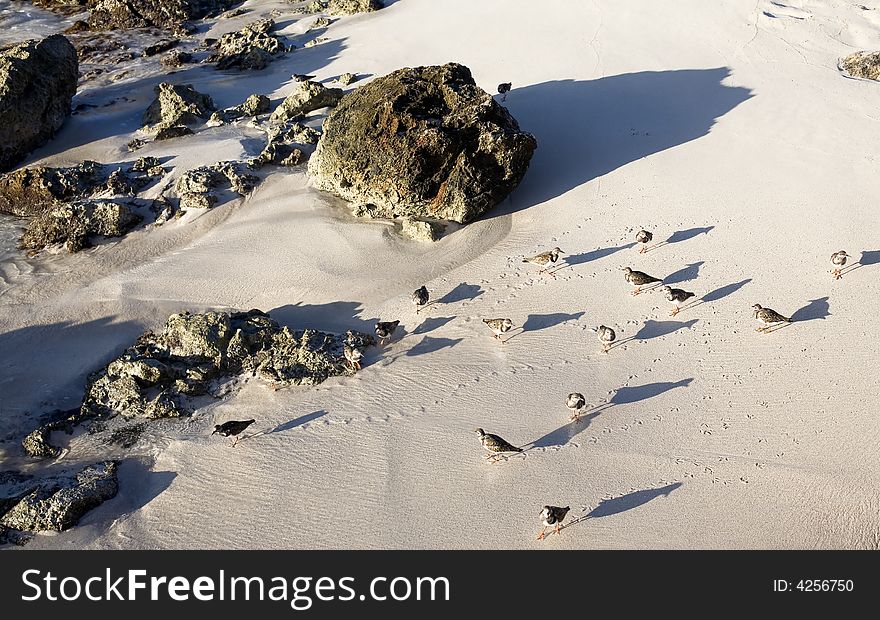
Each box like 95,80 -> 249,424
400,217 -> 444,242
307,0 -> 383,15
249,122 -> 320,168
210,18 -> 285,70
307,63 -> 537,224
207,94 -> 271,126
0,158 -> 166,217
88,0 -> 237,32
22,310 -> 375,457
0,35 -> 78,172
841,51 -> 880,81
20,199 -> 144,253
175,161 -> 258,210
269,80 -> 343,123
142,82 -> 216,130
0,461 -> 118,533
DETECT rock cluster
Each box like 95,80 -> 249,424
88,0 -> 237,33
307,63 -> 537,224
0,35 -> 78,172
209,18 -> 285,70
307,0 -> 383,16
175,161 -> 258,209
841,51 -> 880,81
0,461 -> 119,533
142,82 -> 216,131
207,94 -> 271,126
269,80 -> 343,124
249,122 -> 321,168
22,310 -> 375,457
20,199 -> 144,253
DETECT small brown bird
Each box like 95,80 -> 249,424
593,325 -> 617,353
538,505 -> 571,540
522,247 -> 564,276
412,285 -> 430,312
752,304 -> 791,332
623,267 -> 663,295
212,419 -> 255,447
663,286 -> 696,316
344,344 -> 364,370
566,392 -> 586,421
636,228 -> 653,253
483,318 -> 514,342
475,428 -> 523,463
830,251 -> 849,280
375,320 -> 400,345
497,82 -> 512,101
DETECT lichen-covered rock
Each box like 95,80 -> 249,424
307,63 -> 537,224
250,143 -> 305,168
155,125 -> 195,140
269,80 -> 343,123
161,49 -> 194,68
210,18 -> 285,70
337,72 -> 358,85
0,35 -> 78,172
400,217 -> 444,242
175,161 -> 257,209
142,82 -> 216,130
207,94 -> 270,125
0,160 -> 164,217
0,461 -> 118,532
841,51 -> 880,81
20,199 -> 143,253
23,310 -> 375,457
88,0 -> 237,32
308,0 -> 382,16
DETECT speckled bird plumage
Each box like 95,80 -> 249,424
636,228 -> 653,252
752,304 -> 791,331
566,392 -> 586,420
412,285 -> 429,310
483,318 -> 514,340
538,505 -> 571,539
475,428 -> 523,456
594,325 -> 616,352
375,320 -> 400,342
344,344 -> 364,370
522,247 -> 563,270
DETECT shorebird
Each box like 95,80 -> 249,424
497,82 -> 512,101
636,228 -> 653,253
752,304 -> 791,332
344,343 -> 364,370
566,392 -> 586,421
475,428 -> 523,463
212,419 -> 255,447
483,318 -> 514,342
375,320 -> 400,345
412,285 -> 430,312
663,286 -> 696,316
537,505 -> 571,540
522,247 -> 564,277
292,74 -> 316,82
623,267 -> 663,295
593,325 -> 616,353
830,250 -> 849,280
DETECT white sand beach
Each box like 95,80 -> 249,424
1,0 -> 880,549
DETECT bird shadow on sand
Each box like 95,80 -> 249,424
559,243 -> 636,269
790,297 -> 830,322
252,410 -> 328,438
503,312 -> 584,343
702,278 -> 752,303
663,261 -> 705,285
437,282 -> 484,304
405,335 -> 463,357
839,250 -> 880,277
490,68 -> 752,218
413,316 -> 455,335
270,301 -> 376,335
562,483 -> 683,531
527,380 -> 693,449
632,319 -> 698,341
644,226 -> 715,253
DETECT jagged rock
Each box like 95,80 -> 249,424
207,94 -> 270,125
307,0 -> 383,15
304,37 -> 328,48
175,161 -> 258,209
841,51 -> 880,81
211,18 -> 284,70
23,310 -> 375,457
161,49 -> 194,68
142,82 -> 216,130
179,192 -> 218,210
337,72 -> 358,85
0,461 -> 118,532
143,39 -> 179,57
269,80 -> 343,123
20,199 -> 144,253
88,0 -> 237,32
155,125 -> 195,140
0,35 -> 78,172
400,217 -> 444,242
310,17 -> 332,29
307,63 -> 537,224
0,160 -> 163,217
250,143 -> 305,168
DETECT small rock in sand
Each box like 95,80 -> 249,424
400,217 -> 445,242
337,72 -> 359,85
142,82 -> 216,130
841,51 -> 880,81
269,80 -> 344,123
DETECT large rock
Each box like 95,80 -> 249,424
270,80 -> 343,123
0,35 -> 78,172
841,51 -> 880,81
307,63 -> 537,224
20,199 -> 143,254
88,0 -> 236,31
210,18 -> 285,71
143,82 -> 216,130
308,0 -> 383,15
0,461 -> 118,532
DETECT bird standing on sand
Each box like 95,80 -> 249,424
636,228 -> 653,253
523,247 -> 564,277
497,82 -> 512,101
752,304 -> 791,332
830,250 -> 849,280
663,286 -> 696,316
375,320 -> 400,345
623,267 -> 663,295
412,285 -> 430,313
475,428 -> 523,463
566,392 -> 586,421
593,325 -> 616,353
212,419 -> 255,447
537,505 -> 571,540
483,318 -> 514,342
344,343 -> 364,370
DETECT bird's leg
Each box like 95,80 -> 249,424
570,410 -> 581,422
537,528 -> 546,541
632,287 -> 641,296
602,344 -> 610,354
639,245 -> 647,254
231,436 -> 238,448
555,523 -> 562,536
833,269 -> 842,280
670,307 -> 680,317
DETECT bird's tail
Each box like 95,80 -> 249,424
521,258 -> 528,263
247,419 -> 256,424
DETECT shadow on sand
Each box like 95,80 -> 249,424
582,482 -> 683,520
